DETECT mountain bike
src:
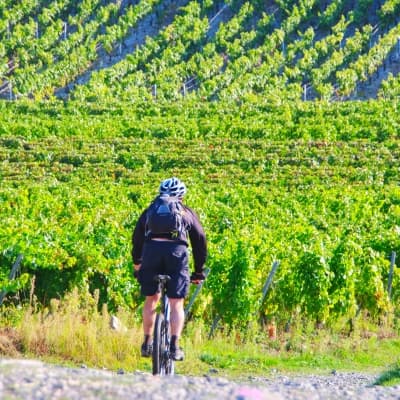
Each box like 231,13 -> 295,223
152,274 -> 174,376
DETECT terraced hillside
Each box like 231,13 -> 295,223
0,0 -> 400,101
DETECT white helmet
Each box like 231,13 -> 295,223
159,177 -> 186,198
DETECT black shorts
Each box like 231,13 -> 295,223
138,241 -> 190,298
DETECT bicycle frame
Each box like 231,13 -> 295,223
152,274 -> 174,376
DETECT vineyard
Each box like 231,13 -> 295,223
1,0 -> 400,101
1,99 -> 400,329
0,0 -> 400,332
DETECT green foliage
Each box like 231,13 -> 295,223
1,0 -> 400,333
328,237 -> 359,317
293,249 -> 332,322
1,99 -> 400,328
379,73 -> 400,100
1,0 -> 400,101
0,273 -> 30,296
375,361 -> 400,386
207,236 -> 259,329
355,248 -> 391,315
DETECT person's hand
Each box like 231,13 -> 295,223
190,271 -> 205,284
134,264 -> 141,280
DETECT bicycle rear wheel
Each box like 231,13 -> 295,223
163,320 -> 174,376
152,313 -> 163,375
152,313 -> 174,376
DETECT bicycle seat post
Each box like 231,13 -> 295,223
154,274 -> 171,294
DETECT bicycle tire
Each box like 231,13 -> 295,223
152,313 -> 163,375
163,318 -> 174,376
152,313 -> 175,376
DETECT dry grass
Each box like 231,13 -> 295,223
1,289 -> 399,378
3,289 -> 144,371
0,327 -> 23,357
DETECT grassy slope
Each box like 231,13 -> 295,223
1,294 -> 399,383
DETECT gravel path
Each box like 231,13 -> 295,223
0,359 -> 399,400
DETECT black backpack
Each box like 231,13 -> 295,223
145,195 -> 184,239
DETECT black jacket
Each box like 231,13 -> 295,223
132,200 -> 207,273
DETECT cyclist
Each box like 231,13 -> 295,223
132,177 -> 207,361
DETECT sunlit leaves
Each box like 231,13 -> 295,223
1,100 -> 400,324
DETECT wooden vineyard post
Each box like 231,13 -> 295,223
0,254 -> 24,305
185,268 -> 210,318
388,251 -> 396,299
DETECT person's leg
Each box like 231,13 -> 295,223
139,242 -> 161,356
164,243 -> 189,360
169,297 -> 185,360
169,297 -> 185,337
143,292 -> 161,337
140,293 -> 160,357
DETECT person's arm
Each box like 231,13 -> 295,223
186,208 -> 207,276
131,209 -> 148,274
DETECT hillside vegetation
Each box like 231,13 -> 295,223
0,0 -> 399,101
1,99 -> 400,331
0,0 -> 399,334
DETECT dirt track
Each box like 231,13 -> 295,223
1,359 -> 399,399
